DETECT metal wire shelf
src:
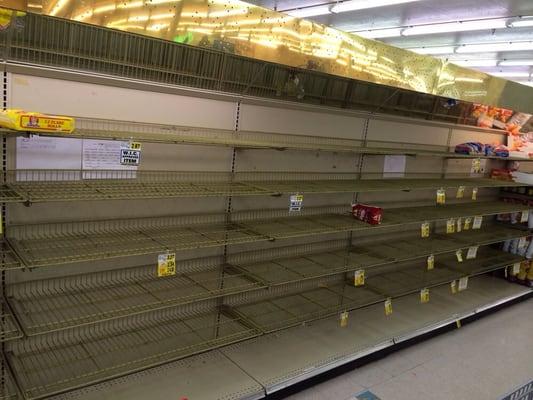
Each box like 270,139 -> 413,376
2,169 -> 522,203
7,224 -> 522,337
7,201 -> 529,268
0,298 -> 23,343
0,353 -> 20,400
6,310 -> 260,400
3,116 -> 530,162
231,248 -> 522,333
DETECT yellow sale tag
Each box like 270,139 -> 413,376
456,186 -> 465,199
421,222 -> 430,238
472,216 -> 482,230
456,249 -> 463,263
354,269 -> 365,287
420,288 -> 430,303
157,252 -> 176,277
466,246 -> 478,260
427,255 -> 435,271
472,187 -> 478,201
436,188 -> 446,205
130,141 -> 142,150
521,211 -> 529,223
446,219 -> 456,234
456,217 -> 462,233
451,280 -> 458,294
472,158 -> 481,174
340,311 -> 349,328
458,276 -> 468,291
456,319 -> 462,328
463,217 -> 472,230
384,298 -> 393,316
512,262 -> 521,275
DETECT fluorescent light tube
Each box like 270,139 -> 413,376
509,18 -> 533,28
352,28 -> 403,39
402,19 -> 507,36
285,5 -> 331,18
456,41 -> 533,53
490,72 -> 531,78
452,59 -> 498,67
499,59 -> 533,66
517,81 -> 533,87
410,46 -> 456,55
331,0 -> 422,14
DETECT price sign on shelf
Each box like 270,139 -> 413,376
456,217 -> 462,233
289,194 -> 304,212
456,186 -> 465,199
519,237 -> 527,249
446,219 -> 456,234
512,262 -> 521,275
384,298 -> 393,316
455,249 -> 463,263
420,288 -> 430,304
451,280 -> 458,294
466,246 -> 478,260
472,216 -> 483,230
354,270 -> 365,287
427,255 -> 435,271
472,187 -> 478,201
458,277 -> 469,291
421,222 -> 430,238
463,217 -> 472,231
339,311 -> 349,328
157,252 -> 176,277
521,210 -> 529,223
436,188 -> 446,205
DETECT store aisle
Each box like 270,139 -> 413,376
284,298 -> 533,400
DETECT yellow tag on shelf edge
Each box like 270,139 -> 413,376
340,311 -> 349,328
0,109 -> 75,133
456,249 -> 463,263
130,141 -> 142,150
456,186 -> 465,199
472,187 -> 478,201
354,269 -> 365,287
427,255 -> 435,271
521,210 -> 529,223
463,217 -> 472,230
420,288 -> 430,303
384,298 -> 393,316
446,219 -> 456,234
157,252 -> 176,277
421,222 -> 430,238
436,188 -> 446,205
512,262 -> 521,275
456,217 -> 462,233
472,215 -> 483,230
458,276 -> 469,291
451,280 -> 458,294
466,246 -> 478,260
456,319 -> 462,328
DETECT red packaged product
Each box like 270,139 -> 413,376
351,203 -> 383,225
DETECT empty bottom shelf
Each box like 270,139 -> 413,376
46,275 -> 531,400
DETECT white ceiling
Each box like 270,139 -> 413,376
246,0 -> 533,87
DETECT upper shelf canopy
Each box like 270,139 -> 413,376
3,0 -> 533,112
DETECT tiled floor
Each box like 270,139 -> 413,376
285,298 -> 533,400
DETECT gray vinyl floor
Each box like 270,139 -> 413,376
285,297 -> 533,400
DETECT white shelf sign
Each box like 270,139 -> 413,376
289,194 -> 303,212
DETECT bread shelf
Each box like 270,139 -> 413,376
0,298 -> 23,343
7,201 -> 529,268
7,224 -> 523,337
2,170 -> 522,203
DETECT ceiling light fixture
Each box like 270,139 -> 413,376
410,46 -> 456,55
499,59 -> 533,66
352,28 -> 403,39
456,41 -> 533,53
490,72 -> 531,78
331,0 -> 423,14
285,5 -> 332,18
452,60 -> 499,67
402,19 -> 507,36
508,17 -> 533,28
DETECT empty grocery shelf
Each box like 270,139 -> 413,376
0,298 -> 23,342
231,248 -> 520,333
4,169 -> 523,203
9,261 -> 264,336
7,201 -> 529,268
7,310 -> 260,400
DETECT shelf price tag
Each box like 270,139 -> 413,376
471,158 -> 482,174
446,219 -> 456,234
458,276 -> 469,291
519,237 -> 527,249
472,216 -> 483,230
420,288 -> 430,303
512,262 -> 521,275
451,280 -> 458,294
427,255 -> 435,271
436,188 -> 446,205
157,252 -> 176,277
463,217 -> 472,231
339,311 -> 349,328
129,141 -> 142,150
354,269 -> 365,287
520,210 -> 529,223
421,222 -> 430,238
472,187 -> 478,201
466,246 -> 478,260
456,186 -> 465,199
384,298 -> 393,316
456,249 -> 463,263
456,217 -> 462,233
289,194 -> 303,212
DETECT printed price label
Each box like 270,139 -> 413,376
456,186 -> 465,199
129,141 -> 142,150
472,187 -> 478,201
451,280 -> 458,294
421,222 -> 430,238
20,114 -> 75,133
519,237 -> 527,249
472,216 -> 483,230
427,255 -> 435,271
512,262 -> 521,275
521,210 -> 529,223
463,217 -> 472,231
436,188 -> 446,205
471,158 -> 482,174
384,298 -> 393,316
340,311 -> 349,328
458,276 -> 469,291
354,269 -> 365,287
456,249 -> 463,263
289,194 -> 304,212
456,217 -> 462,233
120,148 -> 141,166
420,288 -> 430,303
446,219 -> 456,234
466,246 -> 478,260
157,252 -> 176,277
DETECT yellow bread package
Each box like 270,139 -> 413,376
0,109 -> 75,133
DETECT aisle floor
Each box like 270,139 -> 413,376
284,298 -> 533,400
